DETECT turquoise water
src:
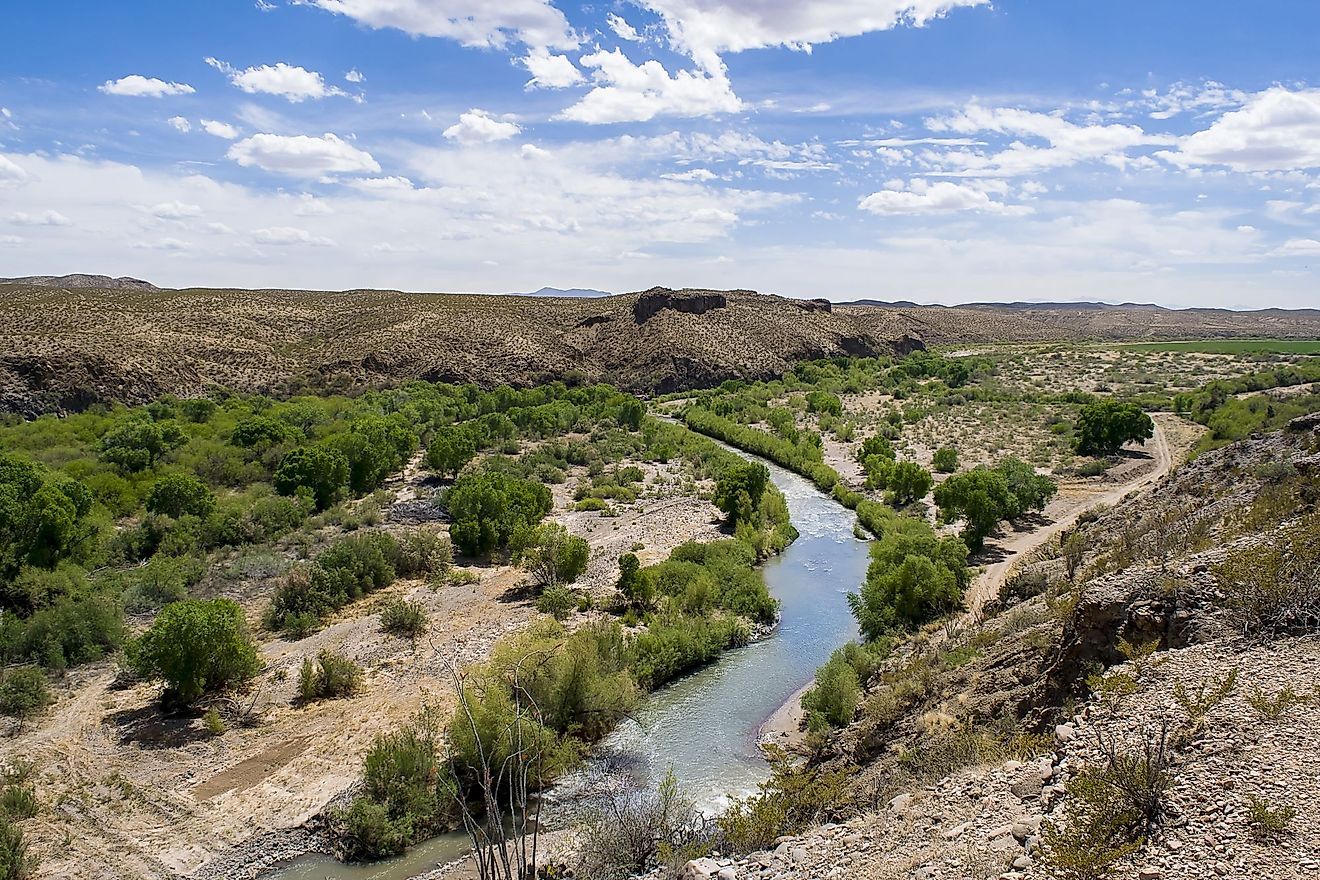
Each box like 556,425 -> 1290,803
261,455 -> 868,878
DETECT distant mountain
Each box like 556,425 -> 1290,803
0,274 -> 158,291
515,286 -> 611,298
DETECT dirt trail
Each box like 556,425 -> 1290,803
965,413 -> 1178,613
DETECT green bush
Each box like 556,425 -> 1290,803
718,750 -> 848,855
425,425 -> 476,478
447,471 -> 552,558
1074,400 -> 1154,457
932,446 -> 959,473
536,585 -> 578,621
98,418 -> 186,472
0,669 -> 50,724
130,598 -> 262,705
514,523 -> 590,587
380,597 -> 428,637
801,653 -> 859,729
145,473 -> 216,518
265,533 -> 401,632
886,461 -> 932,506
713,461 -> 770,527
298,649 -> 363,701
2,595 -> 125,671
0,814 -> 29,880
848,521 -> 968,638
274,445 -> 349,511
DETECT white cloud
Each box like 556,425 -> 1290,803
201,119 -> 241,139
662,168 -> 717,181
443,110 -> 521,145
1161,88 -> 1320,172
607,13 -> 643,41
253,226 -> 335,246
1141,80 -> 1246,120
522,48 -> 583,89
206,58 -> 346,102
298,0 -> 577,50
98,75 -> 195,97
558,49 -> 741,124
149,201 -> 203,219
345,68 -> 365,83
0,235 -> 22,246
1274,238 -> 1320,257
639,0 -> 987,67
923,103 -> 1173,177
227,133 -> 381,176
0,155 -> 28,184
859,178 -> 1028,215
168,116 -> 192,133
8,210 -> 73,227
133,237 -> 191,251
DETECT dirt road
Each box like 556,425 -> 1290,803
965,413 -> 1182,613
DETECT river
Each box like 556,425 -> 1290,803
263,454 -> 869,878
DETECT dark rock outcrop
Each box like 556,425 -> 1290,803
632,288 -> 728,323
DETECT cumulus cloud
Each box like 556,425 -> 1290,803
1274,238 -> 1320,257
8,210 -> 73,226
98,75 -> 195,97
168,116 -> 192,133
1160,88 -> 1320,172
227,132 -> 381,176
639,0 -> 987,66
206,58 -> 346,102
0,155 -> 29,184
859,179 -> 1028,215
201,119 -> 241,139
522,48 -> 583,89
443,110 -> 521,145
297,0 -> 577,50
252,226 -> 335,246
558,49 -> 741,124
149,201 -> 203,219
922,104 -> 1173,176
345,68 -> 365,83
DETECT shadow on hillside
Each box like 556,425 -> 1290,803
108,704 -> 211,750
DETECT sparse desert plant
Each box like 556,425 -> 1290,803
380,597 -> 429,638
202,707 -> 226,736
717,747 -> 849,855
574,770 -> 710,879
1245,685 -> 1305,721
1213,513 -> 1320,635
1086,670 -> 1139,714
1172,666 -> 1239,732
1245,794 -> 1296,841
0,814 -> 30,880
298,649 -> 363,702
1116,635 -> 1161,678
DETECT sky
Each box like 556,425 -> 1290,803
1,1 -> 1318,307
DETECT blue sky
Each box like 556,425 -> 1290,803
1,0 -> 1318,307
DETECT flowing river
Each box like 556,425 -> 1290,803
263,454 -> 869,879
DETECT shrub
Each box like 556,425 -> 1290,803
932,446 -> 959,473
1212,513 -> 1320,635
1246,794 -> 1296,841
2,595 -> 125,671
380,597 -> 428,637
536,585 -> 578,621
514,523 -> 589,587
130,598 -> 262,705
98,418 -> 186,472
801,652 -> 859,729
145,473 -> 216,519
203,707 -> 226,735
394,527 -> 453,578
1172,666 -> 1238,733
575,771 -> 707,880
1245,685 -> 1305,721
0,669 -> 50,724
847,523 -> 968,638
425,425 -> 477,479
447,471 -> 552,558
0,815 -> 29,880
298,649 -> 363,701
718,749 -> 848,855
713,461 -> 769,527
616,553 -> 654,609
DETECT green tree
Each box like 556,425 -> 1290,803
887,461 -> 932,506
713,461 -> 769,528
1074,401 -> 1154,457
145,473 -> 216,518
1,455 -> 94,577
98,418 -> 186,472
425,426 -> 477,479
849,553 -> 960,638
130,598 -> 262,705
804,391 -> 843,417
447,471 -> 552,558
274,445 -> 349,510
997,456 -> 1058,516
933,468 -> 1016,550
856,435 -> 895,463
514,522 -> 590,587
230,416 -> 297,448
332,415 -> 417,495
616,398 -> 645,432
932,446 -> 959,473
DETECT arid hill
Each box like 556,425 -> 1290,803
0,283 -> 920,416
4,280 -> 1319,416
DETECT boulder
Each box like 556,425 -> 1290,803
683,857 -> 723,879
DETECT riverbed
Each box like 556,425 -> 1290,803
262,454 -> 869,878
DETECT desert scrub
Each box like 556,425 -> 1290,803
0,669 -> 50,726
717,748 -> 851,855
1245,685 -> 1305,721
1172,666 -> 1238,733
535,585 -> 578,621
1245,794 -> 1296,841
298,649 -> 363,702
203,707 -> 227,735
1213,513 -> 1320,635
380,597 -> 428,637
